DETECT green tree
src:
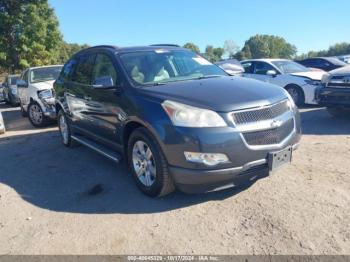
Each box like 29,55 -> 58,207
204,45 -> 224,62
183,42 -> 200,53
58,42 -> 90,63
238,34 -> 297,59
0,0 -> 63,72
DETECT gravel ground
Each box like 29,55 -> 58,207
0,104 -> 349,255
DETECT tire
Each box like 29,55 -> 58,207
9,95 -> 18,107
20,101 -> 28,117
28,102 -> 49,127
285,85 -> 305,107
58,109 -> 77,147
127,127 -> 175,197
327,107 -> 350,118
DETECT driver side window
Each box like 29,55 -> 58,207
254,62 -> 275,75
92,54 -> 118,86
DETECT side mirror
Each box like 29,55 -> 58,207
266,70 -> 277,77
93,76 -> 114,89
17,79 -> 28,88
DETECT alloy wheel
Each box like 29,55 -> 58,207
59,114 -> 69,144
132,140 -> 157,187
29,104 -> 43,125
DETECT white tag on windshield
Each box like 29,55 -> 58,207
192,57 -> 212,65
154,49 -> 170,53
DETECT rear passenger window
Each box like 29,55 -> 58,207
61,58 -> 78,81
72,54 -> 96,85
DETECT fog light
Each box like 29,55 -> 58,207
184,152 -> 229,166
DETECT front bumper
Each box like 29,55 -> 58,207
316,87 -> 350,107
38,98 -> 57,119
170,143 -> 299,193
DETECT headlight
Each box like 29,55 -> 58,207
38,89 -> 53,100
162,100 -> 227,127
321,73 -> 331,84
284,91 -> 296,110
10,87 -> 17,95
304,79 -> 321,86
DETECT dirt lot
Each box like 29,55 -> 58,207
0,103 -> 349,255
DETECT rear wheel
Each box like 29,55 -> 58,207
127,127 -> 175,197
327,107 -> 350,118
285,85 -> 304,107
28,102 -> 49,127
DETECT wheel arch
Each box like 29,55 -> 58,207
284,83 -> 305,104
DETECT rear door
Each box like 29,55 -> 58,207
64,53 -> 96,132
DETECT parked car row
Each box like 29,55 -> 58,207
0,45 -> 348,197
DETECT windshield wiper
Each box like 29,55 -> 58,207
143,82 -> 167,87
195,75 -> 223,80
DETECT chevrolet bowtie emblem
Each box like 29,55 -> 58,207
271,120 -> 283,128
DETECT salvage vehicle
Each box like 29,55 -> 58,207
2,74 -> 20,106
317,65 -> 350,117
241,59 -> 326,106
17,65 -> 62,127
55,45 -> 301,197
0,111 -> 5,134
297,57 -> 346,72
216,59 -> 244,76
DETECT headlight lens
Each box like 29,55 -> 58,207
321,73 -> 331,84
284,91 -> 296,110
10,87 -> 17,95
304,79 -> 321,86
38,89 -> 53,100
162,100 -> 227,127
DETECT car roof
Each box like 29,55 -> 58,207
242,58 -> 290,63
76,44 -> 187,55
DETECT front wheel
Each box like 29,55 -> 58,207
285,85 -> 304,107
28,102 -> 49,127
127,127 -> 175,197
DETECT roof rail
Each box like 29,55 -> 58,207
150,44 -> 180,47
86,45 -> 119,50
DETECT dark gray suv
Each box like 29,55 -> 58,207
54,45 -> 301,197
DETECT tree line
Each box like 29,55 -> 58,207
1,0 -> 349,74
0,0 -> 88,73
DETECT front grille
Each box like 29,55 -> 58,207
328,75 -> 350,88
242,118 -> 295,146
232,100 -> 290,125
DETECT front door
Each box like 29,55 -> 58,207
85,52 -> 126,147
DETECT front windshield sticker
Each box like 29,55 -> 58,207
193,57 -> 212,65
154,49 -> 170,53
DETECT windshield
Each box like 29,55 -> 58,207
30,66 -> 62,83
272,60 -> 310,74
119,50 -> 226,86
10,76 -> 19,85
326,57 -> 347,66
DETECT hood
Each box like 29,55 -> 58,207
329,65 -> 350,76
139,76 -> 288,112
31,80 -> 55,91
290,71 -> 325,80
